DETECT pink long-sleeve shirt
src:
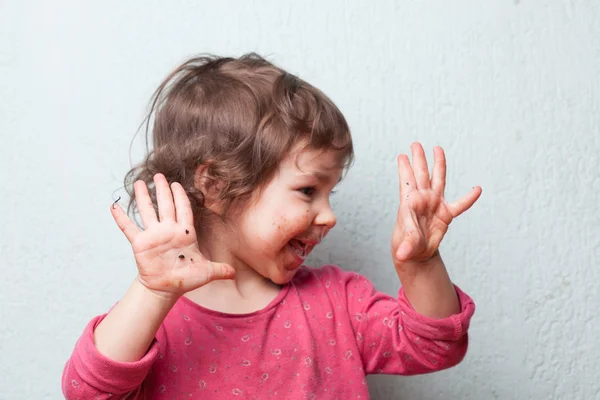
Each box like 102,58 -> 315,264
63,265 -> 475,399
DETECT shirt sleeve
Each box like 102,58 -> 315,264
327,265 -> 475,375
62,313 -> 160,399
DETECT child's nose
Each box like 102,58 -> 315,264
314,203 -> 336,230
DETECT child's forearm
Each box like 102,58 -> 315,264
93,278 -> 178,362
394,252 -> 460,319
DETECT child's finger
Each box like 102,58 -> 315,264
395,240 -> 415,261
397,154 -> 417,198
410,142 -> 431,190
394,209 -> 421,261
110,202 -> 141,243
448,186 -> 482,218
431,146 -> 446,195
134,180 -> 158,228
199,261 -> 236,285
154,174 -> 175,222
171,182 -> 194,227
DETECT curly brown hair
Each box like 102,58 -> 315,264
125,53 -> 354,231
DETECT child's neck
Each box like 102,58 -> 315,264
185,237 -> 281,314
184,268 -> 281,314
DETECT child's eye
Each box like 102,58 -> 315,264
299,187 -> 316,197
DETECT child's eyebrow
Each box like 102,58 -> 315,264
300,171 -> 342,184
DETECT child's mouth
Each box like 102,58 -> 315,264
288,239 -> 309,259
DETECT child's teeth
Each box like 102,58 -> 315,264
292,243 -> 307,258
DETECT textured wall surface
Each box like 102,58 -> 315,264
1,1 -> 599,399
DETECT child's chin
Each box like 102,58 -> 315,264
270,269 -> 300,285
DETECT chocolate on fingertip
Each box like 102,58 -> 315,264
112,196 -> 121,209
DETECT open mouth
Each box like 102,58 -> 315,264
288,239 -> 309,259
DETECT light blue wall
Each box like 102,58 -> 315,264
1,1 -> 599,398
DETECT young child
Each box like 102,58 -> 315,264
62,53 -> 481,399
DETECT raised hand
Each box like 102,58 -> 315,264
392,143 -> 481,265
110,173 -> 235,299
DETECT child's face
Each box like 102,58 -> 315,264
231,145 -> 343,284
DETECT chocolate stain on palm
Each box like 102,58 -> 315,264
112,196 -> 121,209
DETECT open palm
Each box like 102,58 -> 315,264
392,143 -> 482,265
111,174 -> 234,298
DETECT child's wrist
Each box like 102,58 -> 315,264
394,252 -> 460,317
394,250 -> 443,278
134,276 -> 182,306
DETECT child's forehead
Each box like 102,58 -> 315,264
282,147 -> 344,176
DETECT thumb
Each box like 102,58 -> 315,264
203,261 -> 236,284
395,228 -> 423,262
395,240 -> 415,262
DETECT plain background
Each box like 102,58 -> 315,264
1,1 -> 599,399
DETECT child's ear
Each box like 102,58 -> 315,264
194,165 -> 225,215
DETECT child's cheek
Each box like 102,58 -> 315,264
257,211 -> 312,252
277,211 -> 312,237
